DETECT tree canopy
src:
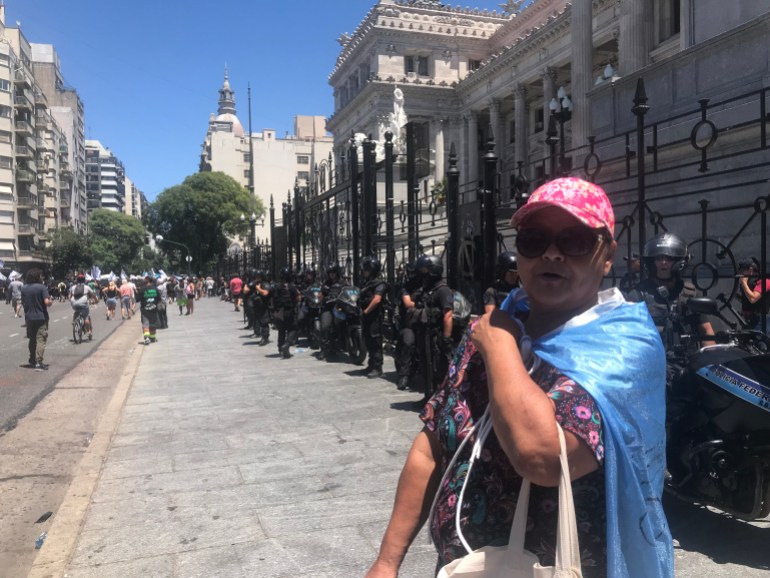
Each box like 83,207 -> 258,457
46,227 -> 92,279
89,209 -> 147,272
144,172 -> 262,273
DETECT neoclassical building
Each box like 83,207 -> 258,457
327,0 -> 770,257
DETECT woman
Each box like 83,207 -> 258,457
185,277 -> 196,315
365,178 -> 673,578
174,280 -> 186,316
104,281 -> 119,320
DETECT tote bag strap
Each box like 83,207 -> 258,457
505,423 -> 581,570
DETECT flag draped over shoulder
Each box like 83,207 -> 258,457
501,287 -> 674,578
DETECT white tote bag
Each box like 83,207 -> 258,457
436,422 -> 582,578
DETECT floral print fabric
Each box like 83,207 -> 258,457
421,326 -> 607,576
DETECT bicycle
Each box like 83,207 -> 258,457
72,310 -> 92,344
72,313 -> 85,344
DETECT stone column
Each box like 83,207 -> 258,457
434,118 -> 445,182
618,0 -> 651,76
488,98 -> 503,151
570,0 -> 593,150
458,114 -> 468,184
467,110 -> 479,187
542,67 -> 556,117
514,84 -> 528,166
680,0 -> 693,51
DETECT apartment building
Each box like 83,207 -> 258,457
85,140 -> 126,213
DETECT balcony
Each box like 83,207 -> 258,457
38,183 -> 51,195
59,144 -> 69,155
16,169 -> 34,183
17,223 -> 34,235
60,169 -> 73,181
13,94 -> 32,110
60,194 -> 71,207
17,195 -> 36,209
14,120 -> 33,135
15,145 -> 32,158
14,69 -> 32,87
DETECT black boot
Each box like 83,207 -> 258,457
397,376 -> 410,390
258,336 -> 270,346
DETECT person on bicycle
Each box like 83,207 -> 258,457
70,274 -> 94,340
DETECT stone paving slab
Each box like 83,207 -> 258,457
60,298 -> 435,577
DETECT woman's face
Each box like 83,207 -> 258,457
517,207 -> 615,321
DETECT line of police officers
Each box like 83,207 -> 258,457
235,231 -> 763,398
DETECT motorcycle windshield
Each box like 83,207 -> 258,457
338,286 -> 360,307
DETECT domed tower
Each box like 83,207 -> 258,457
213,66 -> 244,137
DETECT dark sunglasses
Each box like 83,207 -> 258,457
516,226 -> 608,258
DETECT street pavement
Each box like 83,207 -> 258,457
0,299 -> 124,432
22,297 -> 770,577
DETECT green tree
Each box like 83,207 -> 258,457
144,172 -> 263,273
46,227 -> 92,279
89,209 -> 147,273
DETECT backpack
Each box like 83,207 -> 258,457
73,283 -> 85,300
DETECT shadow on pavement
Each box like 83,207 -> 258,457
664,493 -> 770,571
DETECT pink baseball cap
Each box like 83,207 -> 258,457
510,177 -> 615,236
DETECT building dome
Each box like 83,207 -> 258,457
214,112 -> 244,137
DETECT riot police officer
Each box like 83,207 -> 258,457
249,269 -> 271,345
319,263 -> 345,359
296,267 -> 318,341
482,251 -> 519,314
271,267 -> 300,358
626,233 -> 715,346
360,256 -> 388,378
395,261 -> 423,390
242,269 -> 258,333
414,254 -> 454,396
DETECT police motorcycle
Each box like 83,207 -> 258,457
301,282 -> 324,349
632,234 -> 770,521
324,284 -> 367,365
659,292 -> 770,520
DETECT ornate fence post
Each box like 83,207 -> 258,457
269,195 -> 276,278
632,78 -> 650,253
363,135 -> 377,257
349,134 -> 361,285
385,131 -> 396,293
446,143 -> 460,289
406,122 -> 418,261
481,133 -> 498,291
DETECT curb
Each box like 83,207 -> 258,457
27,324 -> 145,578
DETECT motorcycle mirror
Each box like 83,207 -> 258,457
686,297 -> 719,315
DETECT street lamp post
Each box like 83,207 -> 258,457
155,234 -> 191,277
549,86 -> 573,176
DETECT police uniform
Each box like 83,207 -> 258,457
482,280 -> 516,310
271,280 -> 300,358
360,276 -> 387,374
415,278 -> 454,396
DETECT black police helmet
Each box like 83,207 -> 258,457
254,269 -> 264,280
642,233 -> 689,275
416,254 -> 443,279
495,251 -> 518,280
279,267 -> 292,282
326,263 -> 342,278
361,256 -> 382,277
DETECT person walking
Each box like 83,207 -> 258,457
185,277 -> 196,315
157,277 -> 169,329
174,279 -> 186,315
9,275 -> 23,318
119,280 -> 134,320
137,276 -> 161,345
21,268 -> 52,370
104,280 -> 119,320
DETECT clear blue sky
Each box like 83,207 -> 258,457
8,0 -> 504,201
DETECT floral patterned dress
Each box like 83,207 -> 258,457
421,327 -> 607,576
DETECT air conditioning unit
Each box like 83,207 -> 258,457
406,71 -> 417,80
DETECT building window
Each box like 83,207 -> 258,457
297,155 -> 309,164
244,169 -> 250,179
0,105 -> 10,118
0,130 -> 10,143
534,107 -> 544,134
655,0 -> 681,44
469,59 -> 482,72
405,55 -> 429,76
243,153 -> 251,163
0,155 -> 11,169
0,79 -> 9,92
297,171 -> 310,181
0,53 -> 9,67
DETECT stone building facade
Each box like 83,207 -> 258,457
327,0 -> 770,259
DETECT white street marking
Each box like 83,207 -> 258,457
9,333 -> 19,338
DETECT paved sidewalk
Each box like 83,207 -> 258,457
51,298 -> 437,577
